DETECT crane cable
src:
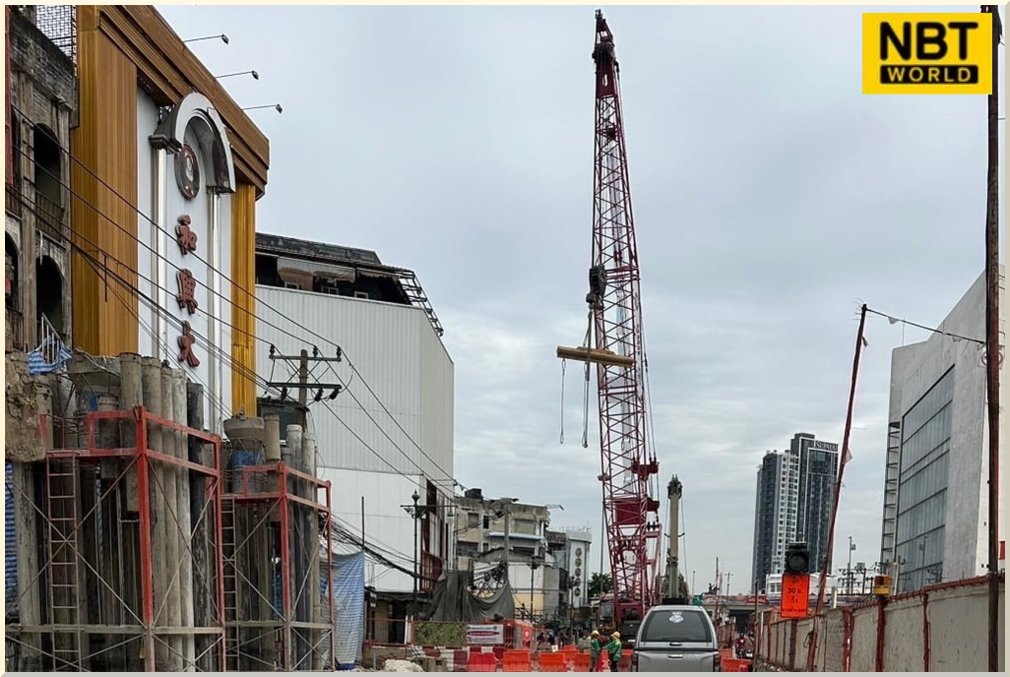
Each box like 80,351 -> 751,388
582,307 -> 593,449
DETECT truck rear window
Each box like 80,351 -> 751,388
640,610 -> 712,643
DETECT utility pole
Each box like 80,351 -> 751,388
266,346 -> 345,428
981,6 -> 1002,674
806,304 -> 868,671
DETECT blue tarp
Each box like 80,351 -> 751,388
326,550 -> 365,668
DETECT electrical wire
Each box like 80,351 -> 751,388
11,188 -> 459,514
11,124 -> 464,500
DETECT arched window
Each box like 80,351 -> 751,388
33,124 -> 63,239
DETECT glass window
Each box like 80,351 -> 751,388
641,609 -> 712,643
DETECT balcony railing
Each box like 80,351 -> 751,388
34,191 -> 67,241
5,181 -> 21,218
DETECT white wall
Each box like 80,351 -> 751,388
136,90 -> 233,431
325,467 -> 420,593
887,271 -> 1001,583
255,286 -> 454,482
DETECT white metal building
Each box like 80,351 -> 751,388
254,234 -> 455,608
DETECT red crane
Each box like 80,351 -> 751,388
557,10 -> 662,626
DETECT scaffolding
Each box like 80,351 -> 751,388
5,406 -> 225,671
222,462 -> 336,671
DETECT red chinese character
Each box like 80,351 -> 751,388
176,268 -> 199,315
178,321 -> 200,368
176,214 -> 198,255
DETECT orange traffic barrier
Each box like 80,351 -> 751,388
722,657 -> 752,672
467,651 -> 497,672
572,653 -> 593,672
538,652 -> 568,672
502,649 -> 531,672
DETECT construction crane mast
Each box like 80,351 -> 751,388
558,10 -> 662,626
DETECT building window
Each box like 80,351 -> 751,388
321,284 -> 339,295
354,291 -> 370,300
467,512 -> 479,529
894,368 -> 953,593
284,281 -> 301,290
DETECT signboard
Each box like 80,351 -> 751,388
466,624 -> 504,646
779,572 -> 810,619
862,12 -> 993,95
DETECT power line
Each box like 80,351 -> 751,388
11,189 -> 459,506
10,127 -> 463,495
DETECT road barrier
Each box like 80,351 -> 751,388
755,574 -> 1004,671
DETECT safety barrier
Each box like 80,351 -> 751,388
571,653 -> 593,672
502,649 -> 531,672
466,650 -> 498,672
537,652 -> 568,672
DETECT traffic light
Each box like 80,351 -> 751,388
784,542 -> 810,574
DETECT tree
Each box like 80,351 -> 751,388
589,572 -> 612,598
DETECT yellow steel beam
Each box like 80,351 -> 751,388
556,345 -> 635,368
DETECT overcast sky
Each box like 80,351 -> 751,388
160,4 -> 1004,595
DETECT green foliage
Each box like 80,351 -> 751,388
414,622 -> 467,647
589,572 -> 612,598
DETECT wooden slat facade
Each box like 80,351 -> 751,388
71,5 -> 269,415
231,183 -> 257,416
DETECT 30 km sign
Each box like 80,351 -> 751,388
862,13 -> 993,94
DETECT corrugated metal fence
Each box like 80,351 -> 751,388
756,574 -> 1004,672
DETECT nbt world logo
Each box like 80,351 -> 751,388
863,12 -> 995,95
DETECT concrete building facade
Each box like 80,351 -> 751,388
879,269 -> 1006,592
454,490 -> 563,619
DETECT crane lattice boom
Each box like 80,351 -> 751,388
589,10 -> 661,623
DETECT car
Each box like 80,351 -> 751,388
629,604 -> 721,672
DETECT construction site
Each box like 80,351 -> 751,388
4,351 -> 339,671
4,4 -> 1006,673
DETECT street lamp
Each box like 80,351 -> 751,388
530,555 -> 544,620
402,490 -> 427,616
242,104 -> 283,114
216,70 -> 259,80
184,34 -> 229,44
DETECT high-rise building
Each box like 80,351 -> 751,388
792,433 -> 839,572
880,269 -> 1005,593
751,434 -> 838,593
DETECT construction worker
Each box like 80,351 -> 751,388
589,630 -> 602,672
607,632 -> 623,672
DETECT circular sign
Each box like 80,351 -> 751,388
175,144 -> 201,200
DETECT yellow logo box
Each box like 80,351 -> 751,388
862,12 -> 993,95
